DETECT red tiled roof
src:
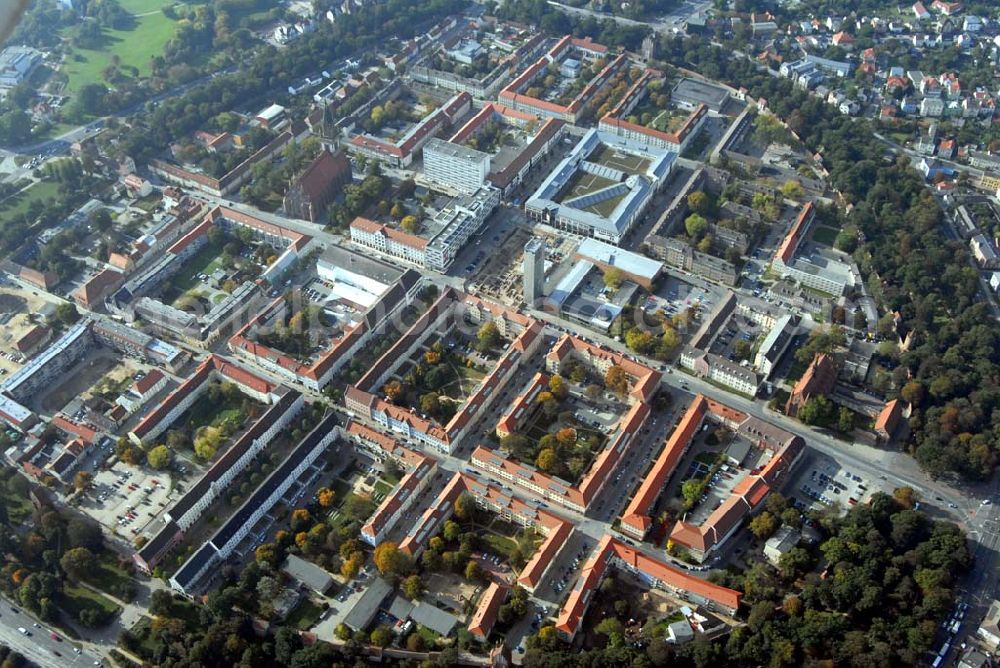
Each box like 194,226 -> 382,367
51,416 -> 99,445
622,396 -> 707,535
134,369 -> 165,396
14,325 -> 50,354
108,252 -> 134,270
471,445 -> 584,508
496,372 -> 548,436
519,521 -> 572,590
577,401 -> 649,503
74,268 -> 125,307
601,103 -> 707,147
167,219 -> 212,256
556,535 -> 741,638
775,202 -> 815,264
546,334 -> 661,403
290,150 -> 351,202
468,583 -> 508,640
131,356 -> 275,441
875,398 -> 903,434
789,352 -> 836,404
204,205 -> 311,252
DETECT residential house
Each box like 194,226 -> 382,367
764,526 -> 800,565
970,234 -> 1000,269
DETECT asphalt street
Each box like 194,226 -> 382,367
0,601 -> 101,668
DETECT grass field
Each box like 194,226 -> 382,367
0,180 -> 61,228
589,144 -> 649,173
416,625 -> 441,645
61,11 -> 179,96
87,555 -> 138,597
373,480 -> 393,498
286,598 -> 323,630
584,192 -> 626,217
484,533 -> 519,558
165,238 -> 227,294
560,170 -> 615,201
811,225 -> 839,247
118,0 -> 182,13
61,584 -> 121,620
186,392 -> 249,431
436,359 -> 486,402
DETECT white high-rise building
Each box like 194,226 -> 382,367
423,138 -> 490,194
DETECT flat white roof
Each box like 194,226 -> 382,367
576,238 -> 662,280
0,393 -> 32,424
257,104 -> 286,121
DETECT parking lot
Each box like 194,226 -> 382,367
590,396 -> 686,522
786,452 -> 881,514
652,277 -> 723,318
680,447 -> 766,526
82,462 -> 178,539
530,529 -> 592,605
706,313 -> 764,360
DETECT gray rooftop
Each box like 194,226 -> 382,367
282,554 -> 334,593
409,601 -> 459,636
318,245 -> 403,286
424,137 -> 489,162
672,77 -> 730,108
344,578 -> 393,631
576,238 -> 662,280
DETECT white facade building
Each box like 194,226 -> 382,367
349,187 -> 499,272
422,138 -> 490,194
170,414 -> 339,595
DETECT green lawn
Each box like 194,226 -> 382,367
483,533 -> 519,558
285,598 -> 323,630
0,488 -> 34,525
29,122 -> 79,143
373,480 -> 393,498
0,180 -> 61,229
811,226 -> 839,246
328,492 -> 375,533
86,557 -> 137,598
133,192 -> 162,212
416,625 -> 441,645
61,584 -> 121,622
585,193 -> 627,218
185,392 -> 248,431
61,11 -> 180,96
165,238 -> 227,295
118,0 -> 180,12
